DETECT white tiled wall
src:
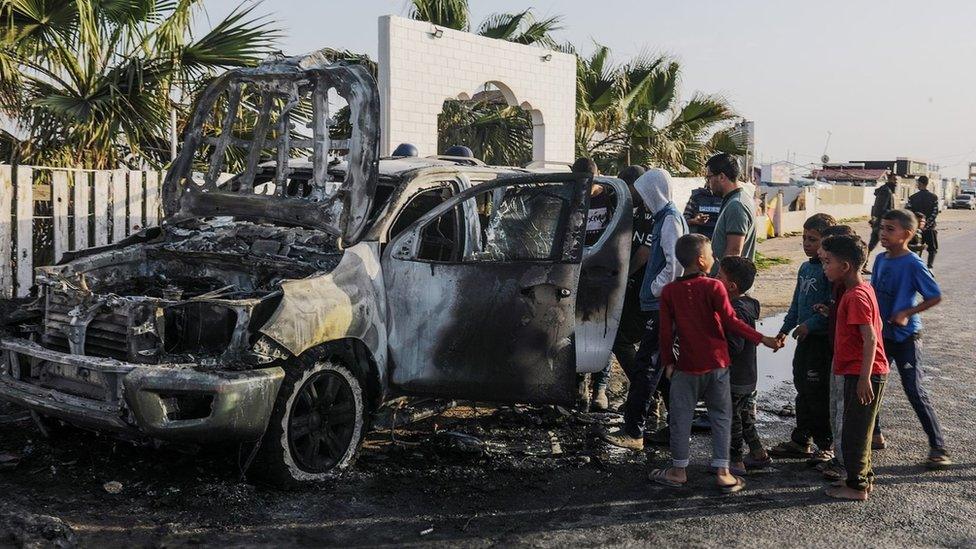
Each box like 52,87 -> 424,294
378,16 -> 576,163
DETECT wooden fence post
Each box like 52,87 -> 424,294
52,171 -> 70,263
73,171 -> 90,250
128,170 -> 143,234
15,167 -> 33,297
0,166 -> 12,298
111,169 -> 127,242
93,171 -> 110,246
145,170 -> 160,227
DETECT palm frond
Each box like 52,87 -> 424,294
408,0 -> 469,31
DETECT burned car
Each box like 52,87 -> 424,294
0,53 -> 631,483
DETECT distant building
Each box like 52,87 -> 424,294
761,161 -> 791,184
810,163 -> 888,186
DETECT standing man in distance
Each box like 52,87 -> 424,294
868,172 -> 898,254
906,175 -> 940,270
705,153 -> 757,276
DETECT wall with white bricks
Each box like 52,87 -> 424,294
377,15 -> 576,163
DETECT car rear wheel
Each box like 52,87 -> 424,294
251,346 -> 367,485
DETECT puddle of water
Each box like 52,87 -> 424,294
755,312 -> 796,394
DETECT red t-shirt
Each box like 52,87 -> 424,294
833,282 -> 889,376
659,274 -> 764,374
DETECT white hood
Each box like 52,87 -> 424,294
633,168 -> 674,214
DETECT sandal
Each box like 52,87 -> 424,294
648,468 -> 685,487
768,440 -> 814,459
807,449 -> 834,466
821,459 -> 846,481
719,475 -> 746,494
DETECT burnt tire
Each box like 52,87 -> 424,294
251,346 -> 367,486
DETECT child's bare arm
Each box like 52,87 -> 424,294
891,296 -> 942,326
856,324 -> 877,404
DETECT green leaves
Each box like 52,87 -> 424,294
408,0 -> 470,31
575,45 -> 739,176
1,0 -> 280,169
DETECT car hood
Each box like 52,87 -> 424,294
162,52 -> 380,246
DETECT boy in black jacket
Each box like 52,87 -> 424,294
718,256 -> 771,474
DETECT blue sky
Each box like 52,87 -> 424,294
203,0 -> 976,178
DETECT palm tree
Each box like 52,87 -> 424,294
0,0 -> 279,169
575,44 -> 743,175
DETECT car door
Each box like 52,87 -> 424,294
575,177 -> 632,373
382,172 -> 591,405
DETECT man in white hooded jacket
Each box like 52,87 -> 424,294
603,168 -> 688,450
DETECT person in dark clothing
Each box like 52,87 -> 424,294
717,256 -> 771,475
586,165 -> 648,411
906,175 -> 940,269
868,173 -> 898,253
769,214 -> 836,462
683,185 -> 723,239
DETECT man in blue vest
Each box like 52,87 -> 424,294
602,168 -> 688,450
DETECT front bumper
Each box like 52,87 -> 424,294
0,337 -> 284,442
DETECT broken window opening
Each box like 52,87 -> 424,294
410,182 -> 576,264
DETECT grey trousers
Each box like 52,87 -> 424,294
669,368 -> 732,469
830,373 -> 845,465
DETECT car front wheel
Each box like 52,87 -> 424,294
251,347 -> 367,485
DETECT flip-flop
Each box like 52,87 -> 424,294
719,475 -> 746,494
709,465 -> 748,476
648,468 -> 685,487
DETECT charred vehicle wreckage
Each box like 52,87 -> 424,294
0,52 -> 631,483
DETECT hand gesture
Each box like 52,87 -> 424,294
890,310 -> 911,327
689,213 -> 708,226
812,304 -> 829,317
775,332 -> 788,346
665,364 -> 675,379
792,323 -> 810,342
857,376 -> 875,405
761,336 -> 784,352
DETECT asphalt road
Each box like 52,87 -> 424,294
1,213 -> 975,547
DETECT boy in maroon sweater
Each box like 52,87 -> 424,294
649,234 -> 782,493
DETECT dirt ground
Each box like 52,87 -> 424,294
1,210 -> 974,547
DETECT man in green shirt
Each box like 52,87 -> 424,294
705,153 -> 756,276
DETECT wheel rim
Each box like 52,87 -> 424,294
287,370 -> 357,473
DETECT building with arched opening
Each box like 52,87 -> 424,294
378,15 -> 576,164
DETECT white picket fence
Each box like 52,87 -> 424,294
0,165 -> 165,299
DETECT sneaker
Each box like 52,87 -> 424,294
601,428 -> 644,451
926,448 -> 953,470
768,440 -> 814,458
808,449 -> 834,465
591,388 -> 609,412
821,458 -> 846,481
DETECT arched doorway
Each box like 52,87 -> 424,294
437,83 -> 535,166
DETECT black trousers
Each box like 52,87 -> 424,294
868,224 -> 882,252
790,333 -> 833,450
921,229 -> 938,267
622,310 -> 663,438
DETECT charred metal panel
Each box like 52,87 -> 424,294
575,177 -> 632,373
385,262 -> 580,405
381,173 -> 591,405
259,242 -> 385,361
162,53 -> 380,246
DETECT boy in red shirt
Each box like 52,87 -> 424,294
648,234 -> 782,493
820,234 -> 889,501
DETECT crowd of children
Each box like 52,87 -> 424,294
641,208 -> 949,502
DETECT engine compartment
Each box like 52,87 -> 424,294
26,220 -> 342,368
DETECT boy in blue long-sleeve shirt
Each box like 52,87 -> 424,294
769,214 -> 836,461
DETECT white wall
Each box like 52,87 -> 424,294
377,15 -> 576,163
